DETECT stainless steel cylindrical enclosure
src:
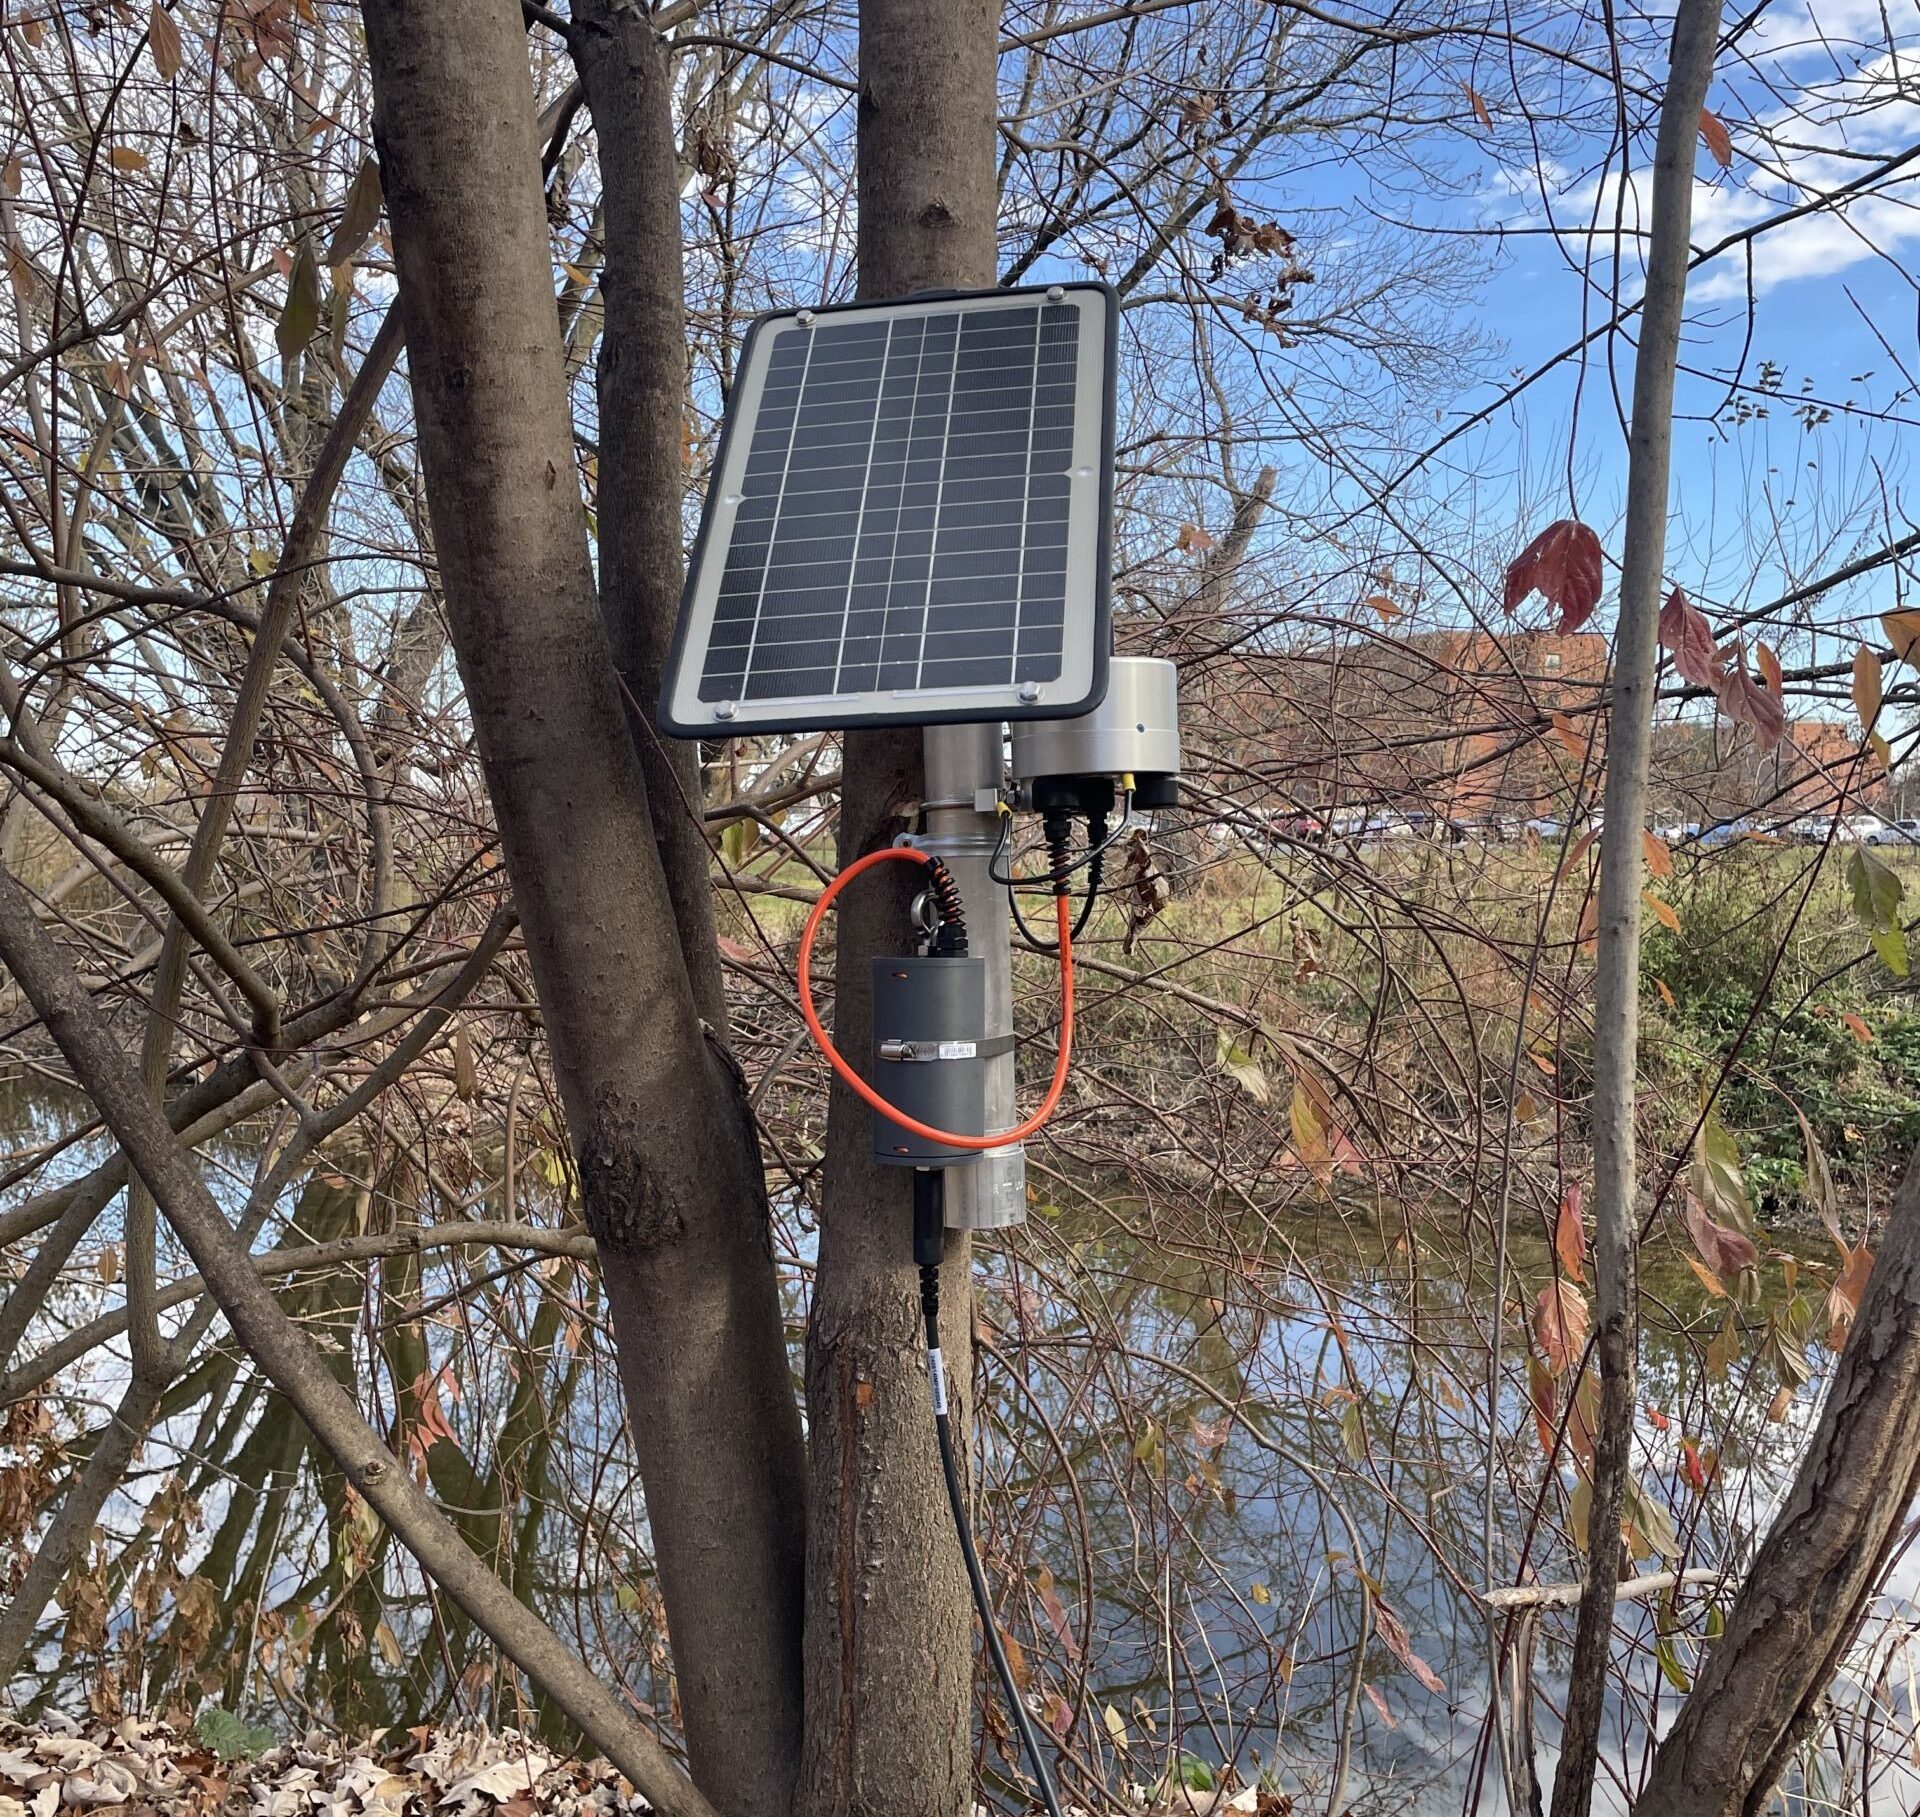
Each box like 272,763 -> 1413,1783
870,954 -> 987,1165
1009,655 -> 1180,788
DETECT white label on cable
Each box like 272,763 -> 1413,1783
935,1040 -> 977,1060
927,1346 -> 949,1415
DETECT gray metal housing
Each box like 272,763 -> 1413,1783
1008,655 -> 1180,787
870,954 -> 987,1165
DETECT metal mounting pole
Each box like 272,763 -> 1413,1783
920,722 -> 1024,1228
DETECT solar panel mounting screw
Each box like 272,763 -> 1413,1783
1018,681 -> 1043,703
797,309 -> 816,327
716,700 -> 738,721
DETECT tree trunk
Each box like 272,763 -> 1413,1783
567,0 -> 731,1035
357,6 -> 806,1813
1638,1143 -> 1920,1814
798,10 -> 1001,1817
1550,5 -> 1723,1811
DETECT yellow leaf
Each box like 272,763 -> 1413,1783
148,2 -> 182,79
108,145 -> 147,172
1289,1075 -> 1331,1179
373,1620 -> 403,1667
1642,890 -> 1681,934
452,1024 -> 476,1100
1250,1580 -> 1271,1606
1854,646 -> 1883,730
1555,827 -> 1597,882
1883,610 -> 1920,666
1684,1255 -> 1727,1299
1103,1704 -> 1129,1752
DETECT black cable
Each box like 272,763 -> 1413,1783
1001,799 -> 1127,953
914,1195 -> 1069,1817
988,799 -> 1131,893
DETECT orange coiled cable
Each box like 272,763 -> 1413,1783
796,844 -> 1074,1150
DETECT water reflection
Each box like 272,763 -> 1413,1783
1,1054 -> 1905,1814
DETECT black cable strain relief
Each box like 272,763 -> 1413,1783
925,856 -> 969,956
913,1168 -> 947,1271
1041,810 -> 1074,898
918,1261 -> 941,1344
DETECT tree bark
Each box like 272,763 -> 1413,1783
798,10 -> 1002,1817
1551,5 -> 1723,1813
567,0 -> 731,1035
1638,1144 -> 1920,1815
357,6 -> 806,1813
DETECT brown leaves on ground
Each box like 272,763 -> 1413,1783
1503,519 -> 1605,634
0,1718 -> 645,1816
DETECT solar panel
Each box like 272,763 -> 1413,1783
660,282 -> 1115,736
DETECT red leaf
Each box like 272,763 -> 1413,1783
1658,586 -> 1724,690
1535,1278 -> 1589,1375
1043,1692 -> 1073,1743
1827,1243 -> 1874,1349
1364,1683 -> 1397,1729
1504,519 -> 1605,633
1373,1599 -> 1447,1695
1032,1567 -> 1080,1661
1527,1354 -> 1557,1454
1680,1436 -> 1710,1494
1699,108 -> 1733,170
1713,645 -> 1786,753
1554,1182 -> 1586,1284
1684,1191 -> 1758,1279
1549,711 -> 1586,760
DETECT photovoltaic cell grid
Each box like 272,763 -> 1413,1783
688,297 -> 1091,718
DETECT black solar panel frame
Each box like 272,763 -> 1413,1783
660,281 -> 1116,736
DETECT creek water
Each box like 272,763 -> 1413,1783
2,1063 -> 1908,1815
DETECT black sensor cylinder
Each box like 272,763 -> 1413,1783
871,955 -> 988,1165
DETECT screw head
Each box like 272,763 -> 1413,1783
797,309 -> 816,327
1046,285 -> 1065,302
716,700 -> 739,721
1017,680 -> 1042,703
